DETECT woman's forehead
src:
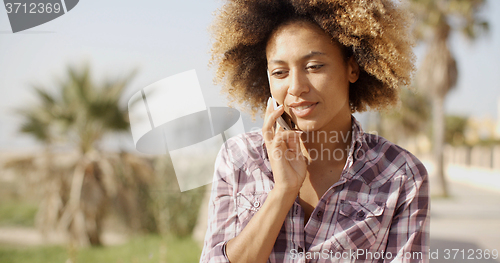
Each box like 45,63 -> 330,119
269,20 -> 327,42
265,21 -> 340,60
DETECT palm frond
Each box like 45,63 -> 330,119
32,86 -> 57,108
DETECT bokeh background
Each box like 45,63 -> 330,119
0,0 -> 499,262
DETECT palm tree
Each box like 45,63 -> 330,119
410,0 -> 488,197
10,64 -> 207,248
12,64 -> 160,247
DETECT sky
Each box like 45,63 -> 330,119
0,0 -> 499,150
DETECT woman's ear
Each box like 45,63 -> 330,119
347,56 -> 360,83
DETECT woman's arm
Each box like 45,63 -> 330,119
200,98 -> 307,263
199,138 -> 299,263
199,141 -> 240,262
199,142 -> 300,263
226,98 -> 307,263
225,187 -> 298,262
384,154 -> 430,263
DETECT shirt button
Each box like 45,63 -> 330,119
253,201 -> 260,208
298,247 -> 304,253
316,211 -> 323,219
357,210 -> 366,218
356,149 -> 364,159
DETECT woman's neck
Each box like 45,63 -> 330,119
300,114 -> 352,168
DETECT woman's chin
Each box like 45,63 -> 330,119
295,121 -> 321,133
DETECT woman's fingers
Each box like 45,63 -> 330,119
262,99 -> 307,190
278,130 -> 302,149
262,97 -> 308,176
272,130 -> 304,158
262,97 -> 284,144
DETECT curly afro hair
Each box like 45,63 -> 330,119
210,0 -> 416,117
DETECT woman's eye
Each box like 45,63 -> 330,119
306,64 -> 324,70
271,70 -> 287,77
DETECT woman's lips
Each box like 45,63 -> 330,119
290,102 -> 318,117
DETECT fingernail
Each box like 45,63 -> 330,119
267,97 -> 272,107
272,97 -> 278,110
294,130 -> 304,135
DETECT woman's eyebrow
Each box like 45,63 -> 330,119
303,51 -> 327,59
268,51 -> 327,65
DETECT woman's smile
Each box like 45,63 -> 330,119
288,101 -> 318,117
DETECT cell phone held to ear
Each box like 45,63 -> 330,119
272,97 -> 294,132
271,97 -> 311,164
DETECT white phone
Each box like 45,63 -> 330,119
272,97 -> 291,131
272,96 -> 311,163
268,70 -> 292,131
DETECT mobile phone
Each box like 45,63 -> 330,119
272,97 -> 310,163
268,71 -> 294,131
271,97 -> 310,163
272,97 -> 292,131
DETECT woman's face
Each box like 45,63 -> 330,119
266,20 -> 359,133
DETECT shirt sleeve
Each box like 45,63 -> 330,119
199,141 -> 239,263
385,153 -> 430,263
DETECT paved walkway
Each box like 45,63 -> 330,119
426,161 -> 500,263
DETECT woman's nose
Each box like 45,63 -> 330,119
288,70 -> 309,97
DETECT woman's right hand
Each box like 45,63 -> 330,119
263,97 -> 307,194
223,98 -> 308,263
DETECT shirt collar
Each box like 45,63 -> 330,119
343,115 -> 366,175
351,115 -> 366,154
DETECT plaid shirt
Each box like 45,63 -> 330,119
200,116 -> 429,263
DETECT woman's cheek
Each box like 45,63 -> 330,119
270,86 -> 287,106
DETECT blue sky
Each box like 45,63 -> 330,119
0,0 -> 499,150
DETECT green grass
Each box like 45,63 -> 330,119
0,234 -> 202,263
0,245 -> 67,263
0,199 -> 37,227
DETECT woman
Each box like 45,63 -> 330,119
201,1 -> 429,262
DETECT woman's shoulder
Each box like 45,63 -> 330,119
219,129 -> 269,171
215,130 -> 274,191
359,132 -> 428,180
222,130 -> 265,155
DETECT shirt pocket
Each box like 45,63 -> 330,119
235,192 -> 268,232
332,200 -> 385,250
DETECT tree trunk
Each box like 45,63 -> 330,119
433,96 -> 449,197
